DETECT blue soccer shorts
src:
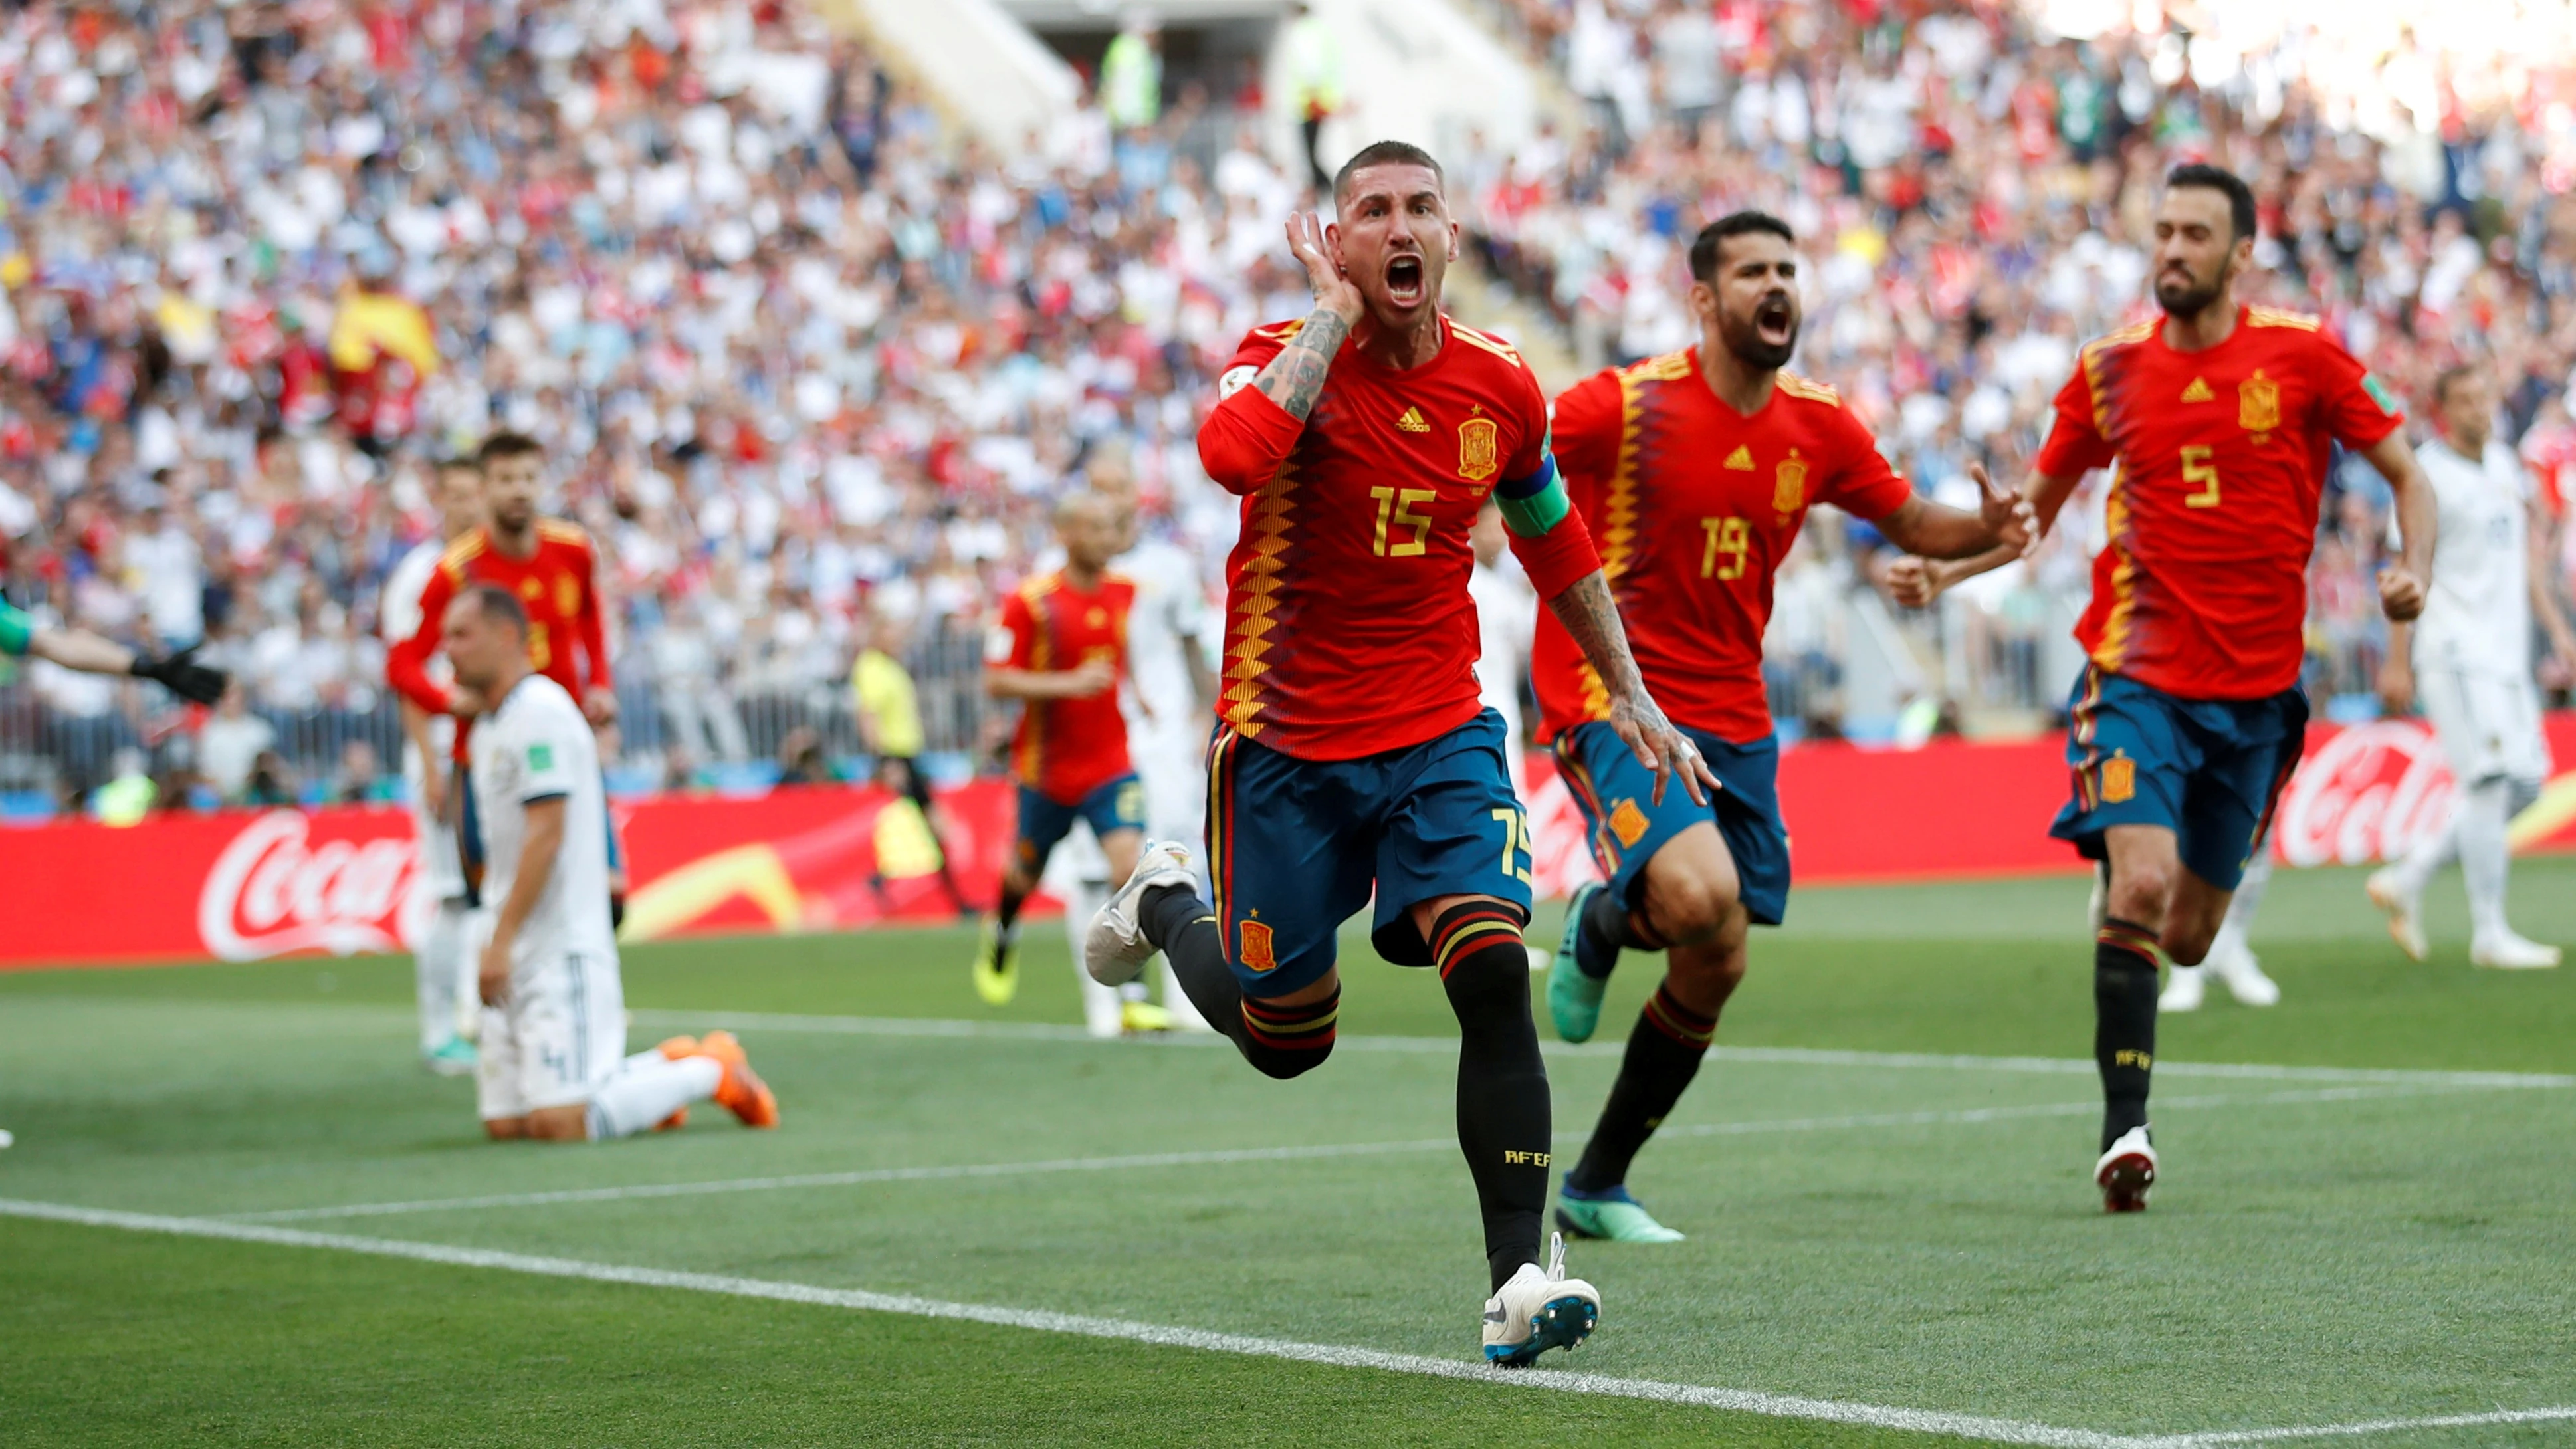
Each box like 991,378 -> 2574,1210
2049,663 -> 2308,893
1552,721 -> 1791,927
1013,773 -> 1146,877
1204,709 -> 1533,999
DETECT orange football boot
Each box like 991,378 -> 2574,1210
693,1030 -> 779,1128
649,1038 -> 698,1129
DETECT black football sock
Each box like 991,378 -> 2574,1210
2095,917 -> 2161,1150
992,880 -> 1031,945
1563,982 -> 1717,1195
1433,901 -> 1551,1292
1574,883 -> 1630,980
1141,883 -> 1251,1042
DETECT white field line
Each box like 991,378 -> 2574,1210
219,1083 -> 2486,1225
627,1010 -> 2576,1090
7,1197 -> 2565,1449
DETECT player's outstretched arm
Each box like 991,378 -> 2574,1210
22,618 -> 228,705
1885,466 -> 2078,608
1547,572 -> 1720,808
1197,213 -> 1366,495
2357,432 -> 2433,621
984,659 -> 1115,701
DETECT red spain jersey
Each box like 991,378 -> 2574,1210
1195,314 -> 1601,761
2035,306 -> 2403,700
995,568 -> 1136,804
1535,351 -> 1913,744
386,520 -> 614,725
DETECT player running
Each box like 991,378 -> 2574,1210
972,493 -> 1148,1007
386,433 -> 624,919
442,583 -> 776,1141
1085,141 -> 1716,1364
1537,211 -> 2036,1244
1903,165 -> 2434,1212
2368,365 -> 2576,970
381,457 -> 486,1075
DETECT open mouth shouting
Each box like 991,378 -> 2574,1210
1384,253 -> 1427,308
1753,292 -> 1798,350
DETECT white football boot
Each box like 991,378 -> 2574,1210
2158,964 -> 2206,1012
2203,931 -> 2280,1006
2365,869 -> 2429,962
2470,931 -> 2563,970
1084,839 -> 1197,987
2094,1125 -> 2157,1214
1483,1232 -> 1600,1365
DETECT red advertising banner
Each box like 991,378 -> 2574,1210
5,715 -> 2572,968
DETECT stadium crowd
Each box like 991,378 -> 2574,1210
0,0 -> 2571,814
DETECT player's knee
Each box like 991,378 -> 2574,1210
2104,861 -> 2174,926
1645,866 -> 1739,947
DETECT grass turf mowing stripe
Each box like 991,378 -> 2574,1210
628,1010 -> 2575,1089
214,1082 -> 2492,1224
5,1196 -> 2564,1448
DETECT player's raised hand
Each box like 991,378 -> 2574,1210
1972,461 -> 2038,558
1609,691 -> 1721,808
2375,564 -> 2426,623
1884,556 -> 1939,610
1284,211 -> 1364,327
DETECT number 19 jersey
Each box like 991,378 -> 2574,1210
2036,306 -> 2403,701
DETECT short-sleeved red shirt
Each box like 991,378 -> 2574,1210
1534,351 -> 1913,744
996,569 -> 1136,804
1196,314 -> 1601,760
385,520 -> 613,762
2035,306 -> 2404,700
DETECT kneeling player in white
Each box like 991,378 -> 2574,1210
444,583 -> 781,1140
2368,366 -> 2576,970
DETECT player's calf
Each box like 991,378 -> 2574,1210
1432,898 -> 1553,1292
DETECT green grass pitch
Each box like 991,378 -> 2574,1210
5,861 -> 2574,1446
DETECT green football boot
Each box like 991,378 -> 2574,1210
1555,1185 -> 1687,1243
971,921 -> 1019,1006
1548,880 -> 1612,1043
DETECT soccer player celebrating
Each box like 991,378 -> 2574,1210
1893,165 -> 2434,1212
443,583 -> 776,1141
1085,141 -> 1716,1364
386,433 -> 624,915
381,457 -> 486,1075
972,493 -> 1148,1007
2368,365 -> 2576,970
1537,211 -> 2036,1244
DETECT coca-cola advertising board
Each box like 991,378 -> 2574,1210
4,715 -> 2571,968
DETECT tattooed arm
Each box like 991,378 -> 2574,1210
1198,213 -> 1370,495
1547,572 -> 1719,807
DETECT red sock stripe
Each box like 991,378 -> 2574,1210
1431,913 -> 1526,978
2096,919 -> 2161,964
1640,985 -> 1716,1048
1240,992 -> 1339,1050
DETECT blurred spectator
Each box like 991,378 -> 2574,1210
774,724 -> 835,786
336,738 -> 397,804
199,683 -> 277,804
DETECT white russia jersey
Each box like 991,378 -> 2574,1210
470,675 -> 615,969
2413,438 -> 2531,677
1115,537 -> 1208,736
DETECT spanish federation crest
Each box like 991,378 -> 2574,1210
2238,371 -> 2280,433
1239,919 -> 1277,973
1773,449 -> 1808,516
1457,417 -> 1499,482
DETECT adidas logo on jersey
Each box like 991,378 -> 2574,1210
1722,445 -> 1755,470
2181,377 -> 2214,403
1395,407 -> 1430,433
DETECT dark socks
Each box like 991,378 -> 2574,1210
1432,901 -> 1552,1292
1564,982 -> 1716,1195
994,880 -> 1030,943
1573,885 -> 1629,980
1139,885 -> 1336,1079
2095,917 -> 2161,1150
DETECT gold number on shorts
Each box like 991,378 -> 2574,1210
1488,806 -> 1536,885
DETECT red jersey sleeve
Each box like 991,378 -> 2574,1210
569,534 -> 613,692
1817,403 -> 1915,520
2035,363 -> 2117,478
1506,504 -> 1600,601
1549,370 -> 1624,488
1196,328 -> 1301,497
385,562 -> 457,714
995,588 -> 1039,671
2308,332 -> 2405,449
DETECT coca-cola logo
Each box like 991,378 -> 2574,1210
197,811 -> 419,962
2275,721 -> 2453,868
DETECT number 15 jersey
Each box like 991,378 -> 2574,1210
2036,305 -> 2403,701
